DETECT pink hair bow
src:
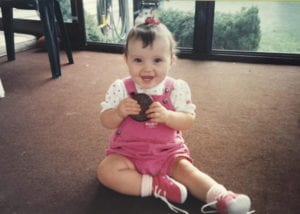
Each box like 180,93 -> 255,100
145,17 -> 160,25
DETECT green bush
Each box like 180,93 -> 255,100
58,0 -> 72,21
84,13 -> 102,42
213,7 -> 261,51
158,7 -> 261,51
158,9 -> 194,48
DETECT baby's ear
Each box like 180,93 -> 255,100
123,54 -> 130,67
171,54 -> 177,65
123,54 -> 128,62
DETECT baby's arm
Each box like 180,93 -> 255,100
100,97 -> 141,129
146,102 -> 195,130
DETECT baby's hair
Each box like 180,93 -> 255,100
124,20 -> 178,57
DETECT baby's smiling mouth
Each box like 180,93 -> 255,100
141,76 -> 154,82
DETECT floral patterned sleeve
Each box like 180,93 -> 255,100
171,79 -> 196,115
100,79 -> 127,112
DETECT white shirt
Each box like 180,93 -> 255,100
101,77 -> 196,115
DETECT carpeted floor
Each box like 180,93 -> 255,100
0,49 -> 299,214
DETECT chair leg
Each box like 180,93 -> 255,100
1,6 -> 15,61
38,0 -> 61,78
54,0 -> 74,64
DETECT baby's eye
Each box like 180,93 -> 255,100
134,58 -> 142,63
154,58 -> 162,63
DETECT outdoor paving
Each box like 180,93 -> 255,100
0,8 -> 38,58
0,32 -> 36,58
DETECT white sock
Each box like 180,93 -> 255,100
141,174 -> 153,197
206,184 -> 227,205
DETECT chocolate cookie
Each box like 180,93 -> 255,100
130,92 -> 153,122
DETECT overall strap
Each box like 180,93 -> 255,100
123,77 -> 137,95
164,77 -> 175,94
151,77 -> 175,111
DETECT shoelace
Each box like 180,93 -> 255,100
201,200 -> 256,214
153,186 -> 189,214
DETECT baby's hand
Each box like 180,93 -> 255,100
146,102 -> 170,124
117,97 -> 141,119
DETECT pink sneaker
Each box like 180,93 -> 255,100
202,191 -> 255,214
152,175 -> 187,204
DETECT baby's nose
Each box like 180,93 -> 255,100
144,62 -> 153,72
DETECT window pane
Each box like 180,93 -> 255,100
82,0 -> 194,48
213,2 -> 300,54
83,0 -> 134,44
59,0 -> 72,22
158,1 -> 195,48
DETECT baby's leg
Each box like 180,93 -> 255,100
172,157 -> 253,214
97,154 -> 187,205
171,157 -> 217,201
97,154 -> 142,196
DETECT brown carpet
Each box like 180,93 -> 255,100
0,49 -> 299,214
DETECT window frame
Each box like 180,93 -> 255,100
78,1 -> 299,65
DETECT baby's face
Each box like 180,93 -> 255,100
125,35 -> 174,89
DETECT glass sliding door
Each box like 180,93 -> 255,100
77,0 -> 300,64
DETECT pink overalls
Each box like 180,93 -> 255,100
106,77 -> 192,176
